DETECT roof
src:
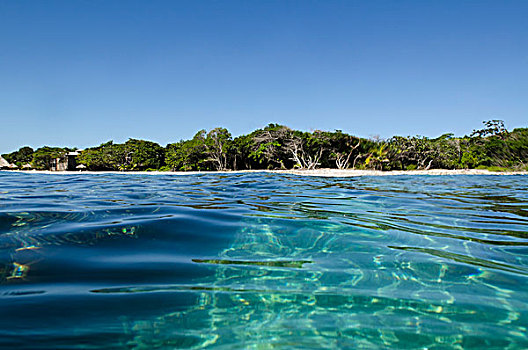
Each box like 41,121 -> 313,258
0,156 -> 10,168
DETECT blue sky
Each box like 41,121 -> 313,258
0,0 -> 526,152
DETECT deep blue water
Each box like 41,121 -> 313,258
0,172 -> 527,349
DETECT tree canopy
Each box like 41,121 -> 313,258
2,120 -> 527,172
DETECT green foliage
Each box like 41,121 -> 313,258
460,148 -> 479,169
471,120 -> 508,138
2,146 -> 34,167
166,130 -> 208,171
4,120 -> 528,172
32,147 -> 67,170
123,139 -> 165,170
365,143 -> 389,170
507,128 -> 528,163
76,139 -> 164,171
77,141 -> 126,170
231,134 -> 255,170
457,125 -> 528,169
250,141 -> 281,163
205,127 -> 233,170
476,165 -> 514,172
247,124 -> 293,169
158,165 -> 171,172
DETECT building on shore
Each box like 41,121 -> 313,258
50,151 -> 80,171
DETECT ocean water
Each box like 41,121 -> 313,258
0,172 -> 527,349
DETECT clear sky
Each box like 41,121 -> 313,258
0,0 -> 526,152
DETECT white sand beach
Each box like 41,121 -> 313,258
9,169 -> 527,176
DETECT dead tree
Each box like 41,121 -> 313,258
286,136 -> 323,170
334,140 -> 361,169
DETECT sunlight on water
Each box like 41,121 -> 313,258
0,172 -> 527,349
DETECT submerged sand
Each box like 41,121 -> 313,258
9,169 -> 527,176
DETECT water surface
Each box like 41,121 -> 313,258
0,172 -> 527,349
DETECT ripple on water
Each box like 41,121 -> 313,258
0,172 -> 527,349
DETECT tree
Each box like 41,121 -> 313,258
166,130 -> 208,171
324,131 -> 362,169
365,143 -> 389,170
506,128 -> 528,167
77,141 -> 126,170
249,124 -> 293,169
2,146 -> 34,166
3,120 -> 526,172
284,131 -> 327,170
387,135 -> 457,170
205,128 -> 232,171
471,120 -> 508,139
123,139 -> 165,170
32,147 -> 67,170
231,134 -> 254,170
463,120 -> 515,168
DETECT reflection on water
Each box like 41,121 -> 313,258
0,172 -> 527,349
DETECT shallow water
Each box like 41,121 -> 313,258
0,172 -> 527,349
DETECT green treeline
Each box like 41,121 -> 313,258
2,120 -> 528,172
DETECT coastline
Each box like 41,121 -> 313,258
6,168 -> 527,176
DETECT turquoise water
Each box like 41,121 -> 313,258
0,172 -> 527,349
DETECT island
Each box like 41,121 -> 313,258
2,120 -> 527,173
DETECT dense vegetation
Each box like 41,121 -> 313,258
2,120 -> 527,172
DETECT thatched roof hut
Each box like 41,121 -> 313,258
0,156 -> 11,169
22,163 -> 32,169
76,164 -> 87,170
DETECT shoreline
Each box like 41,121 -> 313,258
5,169 -> 527,177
